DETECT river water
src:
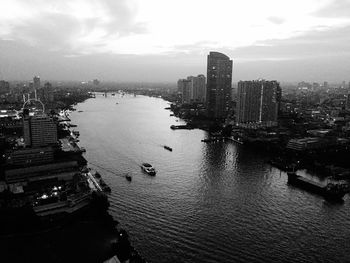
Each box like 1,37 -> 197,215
70,93 -> 350,263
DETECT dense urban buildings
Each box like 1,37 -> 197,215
236,79 -> 281,126
206,52 -> 233,119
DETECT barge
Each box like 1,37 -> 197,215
287,172 -> 349,201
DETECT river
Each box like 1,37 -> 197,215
70,93 -> 350,263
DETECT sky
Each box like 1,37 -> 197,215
0,0 -> 350,83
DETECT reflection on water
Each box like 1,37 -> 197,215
70,94 -> 350,263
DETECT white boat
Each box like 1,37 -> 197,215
141,163 -> 156,176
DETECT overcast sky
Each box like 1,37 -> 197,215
1,0 -> 350,83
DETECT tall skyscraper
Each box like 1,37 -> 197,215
206,52 -> 233,118
23,115 -> 58,147
236,80 -> 281,126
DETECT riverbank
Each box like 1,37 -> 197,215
0,211 -> 145,263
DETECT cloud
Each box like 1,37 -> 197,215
267,16 -> 285,25
314,0 -> 350,18
231,25 -> 350,60
0,0 -> 147,54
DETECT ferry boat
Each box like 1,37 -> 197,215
163,145 -> 172,151
141,163 -> 156,176
287,172 -> 350,201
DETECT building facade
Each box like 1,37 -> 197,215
178,75 -> 206,104
206,52 -> 233,118
23,115 -> 58,147
236,80 -> 281,126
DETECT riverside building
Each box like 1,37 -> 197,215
206,52 -> 233,119
236,79 -> 281,127
178,75 -> 206,105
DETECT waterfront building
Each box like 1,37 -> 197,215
206,52 -> 233,119
177,79 -> 185,94
23,115 -> 58,147
286,137 -> 335,151
182,79 -> 192,104
178,75 -> 206,104
236,80 -> 281,126
188,75 -> 206,103
5,146 -> 54,166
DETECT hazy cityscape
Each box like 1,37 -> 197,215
1,0 -> 350,263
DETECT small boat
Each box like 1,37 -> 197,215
78,110 -> 83,113
125,174 -> 132,181
163,145 -> 173,151
141,163 -> 156,176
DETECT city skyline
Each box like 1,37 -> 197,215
1,0 -> 350,82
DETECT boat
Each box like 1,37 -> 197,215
170,124 -> 192,130
78,110 -> 83,113
125,174 -> 132,181
141,163 -> 156,176
287,172 -> 350,201
163,145 -> 172,151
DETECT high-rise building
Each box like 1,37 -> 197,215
177,79 -> 185,94
33,76 -> 40,90
236,80 -> 281,126
188,75 -> 206,103
23,115 -> 58,147
206,52 -> 233,118
43,82 -> 54,102
178,75 -> 206,104
178,79 -> 192,104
